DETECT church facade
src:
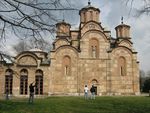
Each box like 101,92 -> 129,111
0,2 -> 140,97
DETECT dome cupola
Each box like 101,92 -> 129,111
56,21 -> 71,37
115,17 -> 131,39
79,1 -> 100,23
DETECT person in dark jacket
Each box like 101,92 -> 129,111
28,82 -> 36,103
90,85 -> 96,99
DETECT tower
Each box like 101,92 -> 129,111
115,17 -> 131,39
56,21 -> 71,37
79,1 -> 100,27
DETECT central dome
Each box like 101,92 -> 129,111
79,1 -> 100,23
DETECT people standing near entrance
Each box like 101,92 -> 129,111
90,85 -> 96,99
84,85 -> 89,99
29,82 -> 36,103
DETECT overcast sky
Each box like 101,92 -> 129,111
1,0 -> 150,73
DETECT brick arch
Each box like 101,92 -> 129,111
17,55 -> 38,66
111,46 -> 133,56
20,69 -> 28,74
16,51 -> 39,60
81,30 -> 109,43
91,79 -> 98,84
119,40 -> 133,45
5,69 -> 13,75
54,45 -> 79,57
35,69 -> 43,75
54,38 -> 70,49
80,21 -> 103,31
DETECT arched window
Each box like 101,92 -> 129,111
89,38 -> 99,58
84,12 -> 86,22
118,56 -> 126,76
5,69 -> 13,94
119,28 -> 123,37
35,70 -> 43,95
96,11 -> 99,21
20,69 -> 28,95
90,11 -> 93,20
62,56 -> 71,76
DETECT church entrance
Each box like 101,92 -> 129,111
91,79 -> 98,95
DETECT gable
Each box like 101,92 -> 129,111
81,21 -> 103,36
112,46 -> 132,58
18,56 -> 37,66
54,39 -> 70,49
81,30 -> 108,43
118,40 -> 132,49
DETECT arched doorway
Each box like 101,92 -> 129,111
91,79 -> 98,95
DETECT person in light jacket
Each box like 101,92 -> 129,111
84,85 -> 89,100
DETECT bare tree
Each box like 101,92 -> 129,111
140,70 -> 146,78
0,0 -> 78,41
13,38 -> 52,53
29,38 -> 52,52
140,70 -> 146,92
147,70 -> 150,77
13,40 -> 28,53
0,0 -> 78,64
124,0 -> 150,16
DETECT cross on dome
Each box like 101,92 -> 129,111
121,16 -> 124,24
88,0 -> 91,5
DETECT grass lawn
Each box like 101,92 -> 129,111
0,96 -> 150,113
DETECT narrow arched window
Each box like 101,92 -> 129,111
89,38 -> 99,58
118,57 -> 126,76
5,69 -> 13,94
20,69 -> 28,95
62,56 -> 71,76
96,11 -> 99,21
92,46 -> 97,58
35,70 -> 43,95
84,12 -> 86,22
119,28 -> 123,37
90,11 -> 93,20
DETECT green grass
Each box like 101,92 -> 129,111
0,96 -> 150,113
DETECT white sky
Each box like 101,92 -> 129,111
1,0 -> 150,73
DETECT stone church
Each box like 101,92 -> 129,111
0,2 -> 140,97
